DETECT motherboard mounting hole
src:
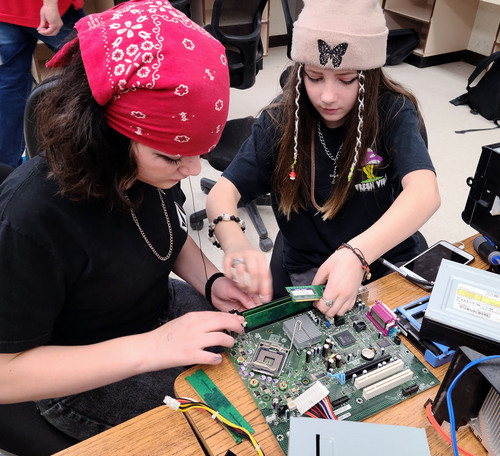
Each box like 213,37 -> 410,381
356,398 -> 363,404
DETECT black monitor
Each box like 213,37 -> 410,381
462,142 -> 500,248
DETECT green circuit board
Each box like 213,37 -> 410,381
227,297 -> 439,453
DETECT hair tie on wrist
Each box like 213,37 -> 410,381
205,272 -> 225,306
337,243 -> 371,281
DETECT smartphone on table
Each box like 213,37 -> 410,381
399,240 -> 475,289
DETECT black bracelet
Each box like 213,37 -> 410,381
205,272 -> 225,306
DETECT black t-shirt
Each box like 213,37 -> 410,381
223,93 -> 435,279
0,156 -> 188,352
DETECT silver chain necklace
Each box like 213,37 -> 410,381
126,188 -> 173,262
317,120 -> 343,183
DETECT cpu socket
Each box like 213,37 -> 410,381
250,341 -> 289,377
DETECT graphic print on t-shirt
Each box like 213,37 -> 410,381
174,201 -> 188,232
355,148 -> 387,192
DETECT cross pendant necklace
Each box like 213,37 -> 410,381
317,120 -> 343,184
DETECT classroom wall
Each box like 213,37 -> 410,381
268,0 -> 499,57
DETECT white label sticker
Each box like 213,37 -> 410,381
290,288 -> 315,297
333,404 -> 352,415
453,283 -> 500,323
337,412 -> 351,421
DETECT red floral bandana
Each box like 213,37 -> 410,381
49,0 -> 229,156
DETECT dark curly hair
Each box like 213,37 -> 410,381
36,40 -> 138,210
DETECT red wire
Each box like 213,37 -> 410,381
425,403 -> 476,456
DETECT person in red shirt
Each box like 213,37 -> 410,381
0,0 -> 85,167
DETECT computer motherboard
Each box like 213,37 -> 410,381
227,289 -> 439,453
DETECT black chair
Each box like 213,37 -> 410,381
189,116 -> 273,252
189,0 -> 274,251
280,0 -> 303,59
24,76 -> 60,159
205,0 -> 268,89
170,0 -> 191,18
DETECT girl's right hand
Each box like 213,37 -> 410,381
222,243 -> 273,304
147,311 -> 245,369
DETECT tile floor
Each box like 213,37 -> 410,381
182,46 -> 500,271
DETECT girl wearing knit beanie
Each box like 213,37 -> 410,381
0,0 -> 254,441
207,0 -> 440,317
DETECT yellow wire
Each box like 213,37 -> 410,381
177,403 -> 264,456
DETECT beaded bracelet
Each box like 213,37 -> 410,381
208,213 -> 246,248
337,243 -> 371,281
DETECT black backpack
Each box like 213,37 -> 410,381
450,51 -> 500,133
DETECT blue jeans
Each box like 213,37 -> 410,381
0,6 -> 84,167
36,279 -> 218,441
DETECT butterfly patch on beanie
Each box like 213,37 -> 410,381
317,40 -> 348,68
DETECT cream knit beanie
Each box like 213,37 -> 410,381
291,0 -> 388,70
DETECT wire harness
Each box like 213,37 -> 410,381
164,395 -> 266,456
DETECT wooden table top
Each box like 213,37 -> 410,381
55,236 -> 491,455
53,405 -> 204,456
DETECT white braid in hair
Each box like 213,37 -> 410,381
348,70 -> 365,182
289,64 -> 303,180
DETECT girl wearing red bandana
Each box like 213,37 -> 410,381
0,0 -> 254,441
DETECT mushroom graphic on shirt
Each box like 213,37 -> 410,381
361,148 -> 383,183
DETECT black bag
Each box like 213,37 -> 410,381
450,51 -> 500,132
385,29 -> 420,66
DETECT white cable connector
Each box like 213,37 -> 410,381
290,381 -> 329,415
163,395 -> 181,411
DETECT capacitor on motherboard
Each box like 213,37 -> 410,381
327,358 -> 334,371
305,350 -> 312,363
322,344 -> 329,357
347,353 -> 353,362
335,354 -> 342,368
325,338 -> 332,347
272,398 -> 280,412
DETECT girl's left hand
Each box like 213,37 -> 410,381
311,248 -> 365,318
210,275 -> 260,313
